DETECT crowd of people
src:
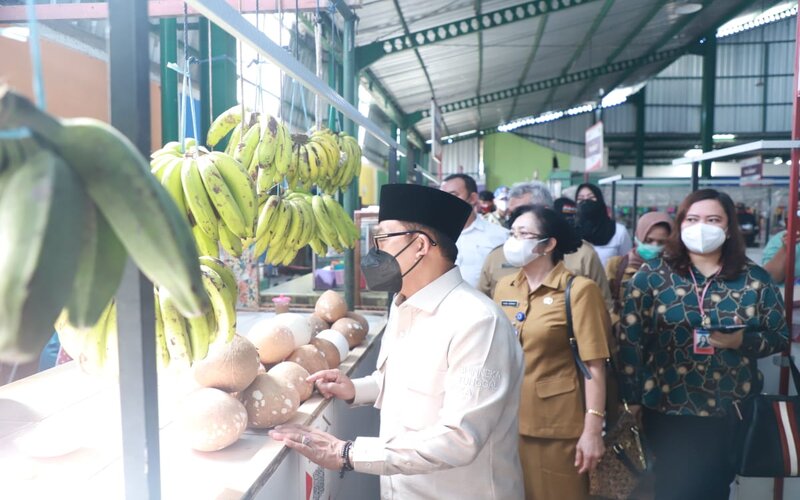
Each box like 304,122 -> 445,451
270,177 -> 791,500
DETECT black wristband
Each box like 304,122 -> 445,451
339,440 -> 354,478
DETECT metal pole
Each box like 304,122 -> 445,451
108,0 -> 161,498
398,129 -> 408,183
327,27 -> 337,131
611,180 -> 617,216
634,88 -> 645,178
159,18 -> 179,144
342,15 -> 357,310
691,161 -> 699,192
388,144 -> 398,184
632,183 -> 639,233
773,12 -> 800,496
700,33 -> 716,179
199,17 -> 212,142
314,15 -> 323,130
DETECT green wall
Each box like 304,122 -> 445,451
483,132 -> 573,191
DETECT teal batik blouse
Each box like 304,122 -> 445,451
618,258 -> 788,417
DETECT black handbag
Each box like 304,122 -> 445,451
738,355 -> 800,477
565,275 -> 592,379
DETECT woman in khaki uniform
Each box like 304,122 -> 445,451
494,205 -> 610,500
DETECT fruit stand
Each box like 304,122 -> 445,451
0,311 -> 386,499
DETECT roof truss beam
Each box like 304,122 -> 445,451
355,0 -> 601,70
407,46 -> 686,125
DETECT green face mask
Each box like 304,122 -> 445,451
635,238 -> 663,260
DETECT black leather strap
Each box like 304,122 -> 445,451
566,275 -> 592,379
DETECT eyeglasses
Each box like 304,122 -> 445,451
373,230 -> 437,250
508,229 -> 545,240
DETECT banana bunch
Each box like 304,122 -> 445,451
336,132 -> 363,190
291,130 -> 342,193
254,191 -> 359,264
155,256 -> 238,371
57,256 -> 238,375
149,149 -> 256,258
0,88 -> 207,362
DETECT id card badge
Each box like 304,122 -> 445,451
693,328 -> 714,355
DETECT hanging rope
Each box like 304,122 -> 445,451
178,2 -> 189,153
238,0 -> 246,144
25,0 -> 45,110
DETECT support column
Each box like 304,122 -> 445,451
210,22 -> 237,146
342,16 -> 358,310
700,34 -> 716,178
199,17 -> 211,142
633,88 -> 645,178
108,0 -> 160,497
398,129 -> 409,183
160,18 -> 179,144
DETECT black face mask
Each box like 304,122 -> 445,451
578,199 -> 605,218
360,237 -> 423,292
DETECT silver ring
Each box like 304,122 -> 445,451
301,436 -> 310,446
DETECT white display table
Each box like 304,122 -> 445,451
0,311 -> 385,499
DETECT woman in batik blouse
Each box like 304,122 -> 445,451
619,189 -> 788,500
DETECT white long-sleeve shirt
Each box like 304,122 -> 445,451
350,267 -> 525,500
454,216 -> 509,287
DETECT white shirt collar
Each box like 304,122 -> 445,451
397,267 -> 463,314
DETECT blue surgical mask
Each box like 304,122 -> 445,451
635,237 -> 663,260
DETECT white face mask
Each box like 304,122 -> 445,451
503,237 -> 548,267
681,223 -> 727,254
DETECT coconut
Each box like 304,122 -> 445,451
346,311 -> 370,335
307,313 -> 330,338
315,329 -> 350,364
331,317 -> 367,348
314,290 -> 347,323
287,345 -> 328,376
270,313 -> 312,347
311,337 -> 340,369
177,388 -> 248,452
239,373 -> 301,428
193,334 -> 261,393
268,361 -> 313,401
246,323 -> 295,364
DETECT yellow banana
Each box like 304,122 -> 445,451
160,156 -> 189,217
256,165 -> 272,207
224,122 -> 242,156
192,221 -> 219,258
311,194 -> 340,247
208,151 -> 256,238
197,155 -> 247,239
181,157 -> 219,240
323,194 -> 355,249
185,305 -> 211,361
200,265 -> 236,344
257,115 -> 280,167
255,194 -> 281,241
159,291 -> 192,369
207,104 -> 246,147
150,153 -> 178,181
218,218 -> 244,257
284,199 -> 303,250
198,256 -> 238,298
234,121 -> 260,169
153,290 -> 170,369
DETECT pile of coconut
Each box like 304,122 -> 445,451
174,290 -> 369,452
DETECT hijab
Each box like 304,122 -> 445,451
627,211 -> 674,269
575,183 -> 616,246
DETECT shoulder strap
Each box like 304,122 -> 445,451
612,254 -> 629,308
565,275 -> 592,379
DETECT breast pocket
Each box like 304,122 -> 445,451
401,370 -> 447,431
520,374 -> 584,438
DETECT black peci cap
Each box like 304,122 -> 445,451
379,184 -> 472,242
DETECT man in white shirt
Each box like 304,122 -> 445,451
440,174 -> 508,288
270,184 -> 524,500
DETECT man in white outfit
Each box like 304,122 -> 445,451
440,174 -> 509,288
270,183 -> 525,500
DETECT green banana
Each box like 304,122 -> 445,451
192,221 -> 219,258
185,307 -> 211,361
182,157 -> 219,240
197,155 -> 247,239
200,265 -> 236,344
255,194 -> 282,241
198,256 -> 238,298
160,156 -> 189,216
257,115 -> 279,167
0,150 -> 89,362
64,203 -> 128,328
208,151 -> 256,238
224,122 -> 242,156
234,121 -> 260,169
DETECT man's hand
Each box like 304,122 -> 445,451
307,369 -> 355,401
268,424 -> 347,470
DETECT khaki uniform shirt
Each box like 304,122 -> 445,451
493,263 -> 611,438
350,267 -> 525,500
478,241 -> 614,312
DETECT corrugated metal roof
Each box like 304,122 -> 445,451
351,0 -> 779,139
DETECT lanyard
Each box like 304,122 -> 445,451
688,267 -> 720,320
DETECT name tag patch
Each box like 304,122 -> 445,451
501,300 -> 519,307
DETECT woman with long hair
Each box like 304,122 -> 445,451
618,189 -> 788,500
575,183 -> 632,266
494,205 -> 610,500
